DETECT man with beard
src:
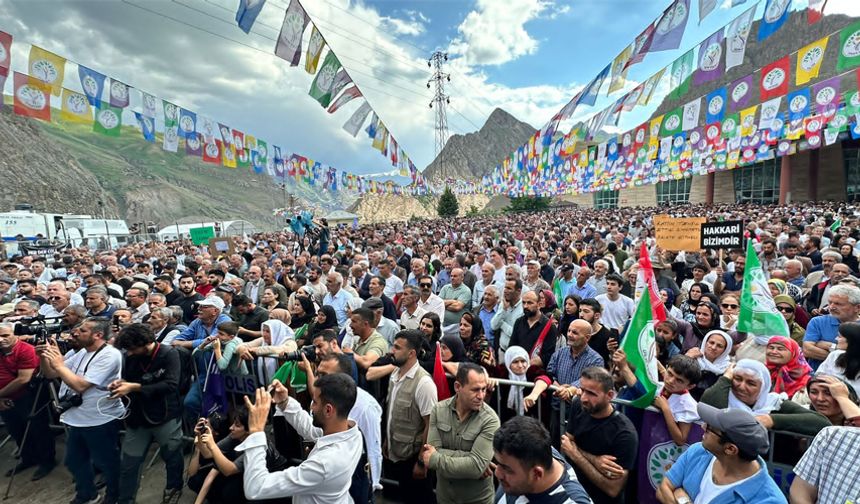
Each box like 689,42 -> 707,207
305,266 -> 327,304
714,253 -> 745,295
11,279 -> 44,305
578,299 -> 618,366
153,275 -> 181,306
561,367 -> 638,504
175,274 -> 203,325
509,291 -> 557,370
492,279 -> 524,354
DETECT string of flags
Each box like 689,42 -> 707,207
1,30 -> 435,198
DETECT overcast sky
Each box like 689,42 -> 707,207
3,0 -> 859,178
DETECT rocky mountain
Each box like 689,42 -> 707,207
423,108 -> 536,181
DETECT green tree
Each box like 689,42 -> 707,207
505,196 -> 552,213
437,186 -> 459,218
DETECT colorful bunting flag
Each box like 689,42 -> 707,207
133,112 -> 156,143
698,0 -> 718,23
232,129 -> 245,151
13,72 -> 51,121
203,141 -> 221,164
726,5 -> 756,70
758,0 -> 792,42
579,64 -> 610,106
638,68 -> 665,106
758,96 -> 782,131
694,29 -> 724,85
60,88 -> 92,124
651,0 -> 691,52
740,105 -> 758,136
670,49 -> 695,98
807,0 -> 827,24
813,76 -> 841,117
327,86 -> 362,113
77,65 -> 105,107
343,101 -> 372,137
185,133 -> 203,157
626,24 -> 655,70
836,20 -> 860,72
661,107 -> 683,137
608,45 -> 632,94
93,103 -> 123,137
235,0 -> 267,34
237,147 -> 251,169
305,26 -> 325,74
760,56 -> 789,101
218,123 -> 232,145
0,31 -> 10,70
729,75 -> 754,112
309,51 -> 343,107
722,113 -> 739,139
787,88 -> 811,121
274,0 -> 309,66
683,98 -> 701,131
108,78 -> 130,108
795,37 -> 829,86
140,91 -> 158,119
805,115 -> 825,149
163,100 -> 178,127
163,125 -> 179,152
706,87 -> 727,123
28,45 -> 65,95
178,108 -> 197,139
222,140 -> 237,168
0,64 -> 6,94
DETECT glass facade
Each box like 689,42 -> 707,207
593,190 -> 619,209
845,147 -> 860,202
656,178 -> 693,205
733,159 -> 781,204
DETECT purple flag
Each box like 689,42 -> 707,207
185,133 -> 203,157
636,410 -> 705,504
812,76 -> 841,117
108,78 -> 130,108
694,29 -> 724,85
729,74 -> 754,112
650,0 -> 691,52
217,123 -> 232,145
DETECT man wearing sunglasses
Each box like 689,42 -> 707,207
415,275 -> 445,320
657,404 -> 784,504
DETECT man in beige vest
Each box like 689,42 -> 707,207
384,330 -> 437,503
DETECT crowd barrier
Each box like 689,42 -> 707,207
0,356 -> 812,500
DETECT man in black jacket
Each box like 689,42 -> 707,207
110,324 -> 184,504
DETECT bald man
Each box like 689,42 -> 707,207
524,318 -> 605,447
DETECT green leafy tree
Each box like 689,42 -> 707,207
437,186 -> 459,217
505,196 -> 552,213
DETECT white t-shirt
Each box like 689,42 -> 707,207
694,458 -> 756,504
382,274 -> 404,299
817,350 -> 860,393
595,293 -> 635,332
658,385 -> 700,423
59,344 -> 125,427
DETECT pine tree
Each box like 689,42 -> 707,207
437,186 -> 459,218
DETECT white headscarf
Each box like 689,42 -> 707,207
727,359 -> 786,415
697,330 -> 733,375
258,320 -> 294,384
505,346 -> 530,416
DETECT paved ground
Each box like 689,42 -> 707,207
0,432 -> 397,503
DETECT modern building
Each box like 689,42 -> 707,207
561,138 -> 860,208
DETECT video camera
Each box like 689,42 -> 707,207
13,315 -> 66,345
282,345 -> 316,362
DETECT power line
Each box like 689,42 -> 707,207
448,101 -> 483,132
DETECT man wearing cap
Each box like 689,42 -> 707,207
523,260 -> 550,293
363,297 -> 399,345
657,403 -> 785,504
0,274 -> 14,304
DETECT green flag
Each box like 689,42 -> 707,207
552,278 -> 564,307
621,288 -> 659,409
830,218 -> 843,232
236,148 -> 251,169
670,49 -> 694,99
722,113 -> 739,139
737,239 -> 790,337
309,51 -> 342,108
661,107 -> 683,137
836,20 -> 860,72
93,103 -> 122,137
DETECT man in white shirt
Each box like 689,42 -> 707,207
237,373 -> 363,504
491,278 -> 524,353
587,259 -> 609,297
379,260 -> 404,300
594,274 -> 635,332
399,285 -> 427,330
416,275 -> 445,320
471,263 -> 497,309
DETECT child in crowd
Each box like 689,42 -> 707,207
194,321 -> 248,375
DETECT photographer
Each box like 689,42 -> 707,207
37,316 -> 125,504
110,323 -> 184,504
0,322 -> 56,481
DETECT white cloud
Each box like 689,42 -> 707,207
448,0 -> 555,66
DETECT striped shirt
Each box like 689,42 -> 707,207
793,426 -> 860,504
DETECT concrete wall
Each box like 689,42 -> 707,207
689,174 -> 708,204
618,185 -> 656,207
712,170 -> 735,204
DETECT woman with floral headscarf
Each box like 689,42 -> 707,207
766,336 -> 813,399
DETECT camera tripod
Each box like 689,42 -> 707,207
3,375 -> 62,500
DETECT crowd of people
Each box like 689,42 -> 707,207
0,201 -> 859,504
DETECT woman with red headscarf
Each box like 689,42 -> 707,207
766,336 -> 813,399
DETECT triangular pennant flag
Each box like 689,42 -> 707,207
77,65 -> 105,107
108,78 -> 130,108
726,5 -> 757,70
758,0 -> 792,42
343,101 -> 372,137
308,51 -> 343,107
13,72 -> 51,121
760,56 -> 789,101
235,0 -> 267,34
274,0 -> 309,66
28,45 -> 65,96
60,88 -> 93,124
796,37 -> 829,86
304,25 -> 325,74
93,103 -> 123,137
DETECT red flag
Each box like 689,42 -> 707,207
760,57 -> 790,101
804,115 -> 824,149
807,0 -> 827,24
433,343 -> 451,401
231,129 -> 245,151
0,31 -> 11,69
635,243 -> 667,323
13,72 -> 51,121
203,140 -> 221,164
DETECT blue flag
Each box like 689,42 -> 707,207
758,0 -> 791,42
235,0 -> 267,34
578,64 -> 610,106
78,65 -> 106,107
706,87 -> 727,123
787,88 -> 810,122
134,111 -> 155,143
365,113 -> 378,139
251,150 -> 265,174
179,108 -> 197,139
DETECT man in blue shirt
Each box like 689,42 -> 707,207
658,404 -> 785,504
803,284 -> 860,370
566,266 -> 596,300
322,271 -> 354,328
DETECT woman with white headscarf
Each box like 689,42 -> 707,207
253,320 -> 296,385
503,346 -> 530,417
700,359 -> 830,436
693,330 -> 733,399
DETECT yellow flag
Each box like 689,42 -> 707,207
639,68 -> 665,106
372,123 -> 388,152
305,26 -> 326,74
28,45 -> 66,96
245,134 -> 257,152
608,45 -> 633,94
222,142 -> 237,168
60,88 -> 92,124
796,36 -> 828,86
740,105 -> 758,136
649,115 -> 664,151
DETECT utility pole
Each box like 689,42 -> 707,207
428,51 -> 450,181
